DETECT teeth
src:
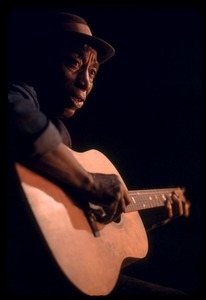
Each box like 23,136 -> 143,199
72,97 -> 83,102
71,97 -> 84,108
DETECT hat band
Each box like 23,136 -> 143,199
61,23 -> 92,36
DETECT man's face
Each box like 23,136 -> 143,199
55,44 -> 99,118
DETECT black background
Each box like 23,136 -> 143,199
67,7 -> 203,295
7,4 -> 203,296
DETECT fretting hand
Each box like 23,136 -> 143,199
163,190 -> 191,225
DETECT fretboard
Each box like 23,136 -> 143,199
126,187 -> 185,212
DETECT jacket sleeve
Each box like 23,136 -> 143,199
8,82 -> 62,161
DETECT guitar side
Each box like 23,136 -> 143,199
15,148 -> 148,296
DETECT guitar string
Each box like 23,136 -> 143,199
126,188 -> 184,212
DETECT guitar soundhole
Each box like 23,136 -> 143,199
113,215 -> 121,224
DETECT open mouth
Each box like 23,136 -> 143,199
70,96 -> 85,109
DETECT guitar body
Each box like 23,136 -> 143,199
15,148 -> 148,296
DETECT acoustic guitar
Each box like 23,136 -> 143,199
15,148 -> 186,296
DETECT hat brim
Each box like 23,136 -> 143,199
62,32 -> 115,64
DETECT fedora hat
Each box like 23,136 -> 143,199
50,12 -> 115,64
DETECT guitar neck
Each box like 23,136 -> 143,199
126,187 -> 185,212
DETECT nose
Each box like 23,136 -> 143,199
75,69 -> 90,90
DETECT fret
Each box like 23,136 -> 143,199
126,188 -> 184,212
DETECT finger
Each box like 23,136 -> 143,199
171,192 -> 184,216
115,187 -> 129,214
125,193 -> 131,206
183,201 -> 191,217
110,190 -> 127,221
166,199 -> 173,218
105,195 -> 121,223
120,189 -> 132,213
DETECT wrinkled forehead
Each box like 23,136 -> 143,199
69,45 -> 99,68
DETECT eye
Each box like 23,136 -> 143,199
64,57 -> 81,70
89,68 -> 97,78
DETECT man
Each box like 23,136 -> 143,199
8,9 -> 190,296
